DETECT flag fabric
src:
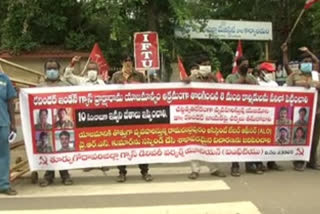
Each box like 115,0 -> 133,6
232,40 -> 243,74
305,0 -> 319,9
215,70 -> 224,83
178,56 -> 188,80
89,43 -> 109,81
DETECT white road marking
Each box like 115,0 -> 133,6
0,201 -> 262,214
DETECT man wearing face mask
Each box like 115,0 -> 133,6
255,62 -> 278,87
64,56 -> 105,86
111,54 -> 134,84
38,59 -> 73,187
253,63 -> 285,171
226,56 -> 264,176
189,57 -> 217,82
282,43 -> 319,75
186,59 -> 226,180
285,43 -> 320,171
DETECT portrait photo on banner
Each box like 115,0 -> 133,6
293,107 -> 310,126
292,126 -> 307,145
54,130 -> 75,153
53,108 -> 74,129
275,126 -> 291,145
275,106 -> 293,126
33,109 -> 53,131
35,131 -> 53,153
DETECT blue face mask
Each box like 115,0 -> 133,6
300,63 -> 312,73
46,69 -> 59,80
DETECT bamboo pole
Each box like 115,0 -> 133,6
81,57 -> 91,76
9,77 -> 38,86
10,168 -> 30,182
10,160 -> 28,172
285,9 -> 305,43
0,58 -> 44,76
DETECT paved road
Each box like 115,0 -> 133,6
1,162 -> 319,214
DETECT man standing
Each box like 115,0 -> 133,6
255,63 -> 284,171
111,54 -> 152,182
226,56 -> 263,176
0,71 -> 17,196
185,57 -> 226,179
64,56 -> 105,86
111,54 -> 135,84
38,59 -> 73,187
284,42 -> 320,171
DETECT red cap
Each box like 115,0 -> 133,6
260,62 -> 276,72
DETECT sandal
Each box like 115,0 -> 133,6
142,174 -> 153,182
0,187 -> 17,196
62,178 -> 73,185
211,170 -> 226,178
39,179 -> 53,187
231,167 -> 241,177
188,172 -> 199,180
117,174 -> 126,183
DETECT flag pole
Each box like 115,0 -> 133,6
285,8 -> 305,43
80,57 -> 91,76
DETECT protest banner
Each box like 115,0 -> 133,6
20,83 -> 317,170
134,32 -> 160,70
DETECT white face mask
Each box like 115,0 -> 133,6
263,72 -> 275,82
199,66 -> 211,74
87,70 -> 98,81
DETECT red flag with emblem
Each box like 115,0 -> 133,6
89,43 -> 109,81
178,56 -> 188,80
232,40 -> 243,74
305,0 -> 319,9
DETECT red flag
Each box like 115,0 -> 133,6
216,70 -> 224,83
178,56 -> 188,80
232,40 -> 243,74
305,0 -> 319,9
89,43 -> 109,81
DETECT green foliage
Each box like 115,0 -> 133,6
0,0 -> 319,78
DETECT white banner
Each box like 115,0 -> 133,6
175,20 -> 273,41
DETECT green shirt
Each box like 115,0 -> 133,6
287,71 -> 320,114
226,73 -> 257,85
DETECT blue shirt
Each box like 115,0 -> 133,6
0,73 -> 17,127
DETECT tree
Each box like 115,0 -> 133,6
0,0 -> 319,79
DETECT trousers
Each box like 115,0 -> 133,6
0,126 -> 10,190
118,164 -> 149,175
